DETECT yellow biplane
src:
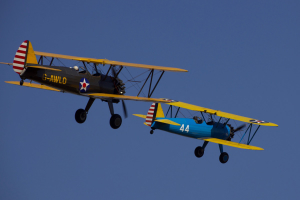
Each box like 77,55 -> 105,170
134,101 -> 278,163
1,40 -> 187,129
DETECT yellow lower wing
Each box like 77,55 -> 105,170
201,138 -> 264,150
87,93 -> 169,103
5,81 -> 61,92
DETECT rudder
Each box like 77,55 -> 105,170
12,40 -> 37,75
145,103 -> 165,126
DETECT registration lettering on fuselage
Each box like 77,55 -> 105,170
43,74 -> 67,84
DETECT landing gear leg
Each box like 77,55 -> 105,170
194,141 -> 209,158
108,100 -> 122,129
218,144 -> 229,164
20,79 -> 24,86
75,98 -> 95,124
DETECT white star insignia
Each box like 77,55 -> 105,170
80,78 -> 90,92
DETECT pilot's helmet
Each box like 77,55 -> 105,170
74,66 -> 79,71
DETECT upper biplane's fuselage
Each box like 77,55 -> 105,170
152,118 -> 231,140
21,64 -> 121,98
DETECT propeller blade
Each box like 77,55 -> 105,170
122,100 -> 128,118
111,65 -> 117,78
233,123 -> 246,133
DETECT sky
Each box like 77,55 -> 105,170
0,0 -> 299,199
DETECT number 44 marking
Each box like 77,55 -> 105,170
180,124 -> 189,133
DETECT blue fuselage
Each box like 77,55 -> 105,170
152,118 -> 230,140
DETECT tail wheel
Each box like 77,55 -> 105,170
194,146 -> 204,158
219,152 -> 229,164
110,114 -> 122,129
75,109 -> 87,123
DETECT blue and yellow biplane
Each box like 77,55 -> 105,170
134,100 -> 278,164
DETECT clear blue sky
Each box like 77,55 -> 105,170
1,0 -> 299,199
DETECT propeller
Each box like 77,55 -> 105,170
122,100 -> 128,118
233,124 -> 246,133
227,123 -> 246,141
112,66 -> 127,118
111,65 -> 117,78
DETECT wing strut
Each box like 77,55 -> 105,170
165,105 -> 173,117
136,70 -> 165,98
239,124 -> 261,145
38,56 -> 43,65
174,107 -> 180,118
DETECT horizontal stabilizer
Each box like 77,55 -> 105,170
0,62 -> 13,66
1,62 -> 59,71
155,119 -> 181,126
201,138 -> 264,150
5,81 -> 61,92
133,114 -> 147,119
26,65 -> 61,71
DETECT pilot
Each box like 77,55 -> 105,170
193,116 -> 203,124
73,66 -> 79,71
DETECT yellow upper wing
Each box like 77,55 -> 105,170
5,81 -> 61,92
34,51 -> 188,72
201,138 -> 264,150
164,100 -> 278,127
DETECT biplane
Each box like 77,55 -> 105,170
134,101 -> 278,163
1,40 -> 187,129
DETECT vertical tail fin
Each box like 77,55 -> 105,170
12,40 -> 37,75
145,103 -> 165,126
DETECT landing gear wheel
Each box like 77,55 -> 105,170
150,130 -> 154,134
20,79 -> 24,86
110,114 -> 122,129
194,146 -> 204,158
219,152 -> 229,164
75,109 -> 87,124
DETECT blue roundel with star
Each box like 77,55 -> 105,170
79,78 -> 90,93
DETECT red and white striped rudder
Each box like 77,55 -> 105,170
12,40 -> 28,75
145,103 -> 156,126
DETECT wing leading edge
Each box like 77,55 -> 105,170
164,101 -> 278,127
201,138 -> 264,150
34,51 -> 188,72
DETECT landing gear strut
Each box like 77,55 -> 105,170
75,98 -> 95,124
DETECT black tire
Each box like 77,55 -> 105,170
219,152 -> 229,164
20,79 -> 24,86
150,130 -> 154,134
110,114 -> 122,129
194,146 -> 204,158
75,109 -> 87,123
